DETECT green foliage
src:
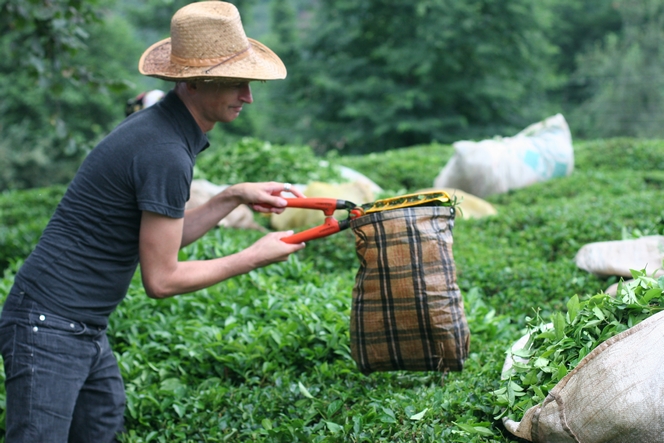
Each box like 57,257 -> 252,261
294,228 -> 358,275
195,137 -> 342,185
2,138 -> 664,441
543,0 -> 622,77
455,161 -> 664,319
0,186 -> 64,270
274,0 -> 559,154
568,0 -> 664,139
4,0 -> 664,190
495,270 -> 664,421
0,0 -> 101,84
0,6 -> 140,190
338,143 -> 455,193
573,137 -> 664,171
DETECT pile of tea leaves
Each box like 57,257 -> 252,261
494,268 -> 664,421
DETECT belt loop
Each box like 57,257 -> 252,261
5,286 -> 26,309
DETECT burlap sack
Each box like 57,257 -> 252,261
349,206 -> 470,374
503,310 -> 664,442
574,236 -> 664,278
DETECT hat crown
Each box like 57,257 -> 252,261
170,2 -> 249,64
138,0 -> 286,81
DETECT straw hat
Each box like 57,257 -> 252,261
139,1 -> 286,82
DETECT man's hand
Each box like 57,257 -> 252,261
241,230 -> 306,268
223,182 -> 306,214
182,181 -> 304,247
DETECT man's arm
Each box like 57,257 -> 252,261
139,210 -> 304,299
141,181 -> 306,298
181,182 -> 305,247
180,191 -> 242,247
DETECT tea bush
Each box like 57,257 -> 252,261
0,185 -> 65,270
337,142 -> 455,193
194,137 -> 342,185
1,137 -> 663,442
573,137 -> 664,172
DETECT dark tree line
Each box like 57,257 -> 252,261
1,0 -> 662,190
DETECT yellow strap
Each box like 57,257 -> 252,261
362,191 -> 451,213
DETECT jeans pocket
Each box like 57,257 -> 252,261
27,311 -> 95,360
29,311 -> 86,335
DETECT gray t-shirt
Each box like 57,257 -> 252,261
14,91 -> 209,325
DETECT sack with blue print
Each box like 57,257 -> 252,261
433,114 -> 574,198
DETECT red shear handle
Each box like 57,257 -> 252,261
281,217 -> 341,244
284,198 -> 351,216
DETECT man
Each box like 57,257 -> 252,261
0,2 -> 305,442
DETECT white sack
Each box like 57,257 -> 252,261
338,165 -> 383,195
503,310 -> 664,442
574,236 -> 664,278
433,114 -> 574,198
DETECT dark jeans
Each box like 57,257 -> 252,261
0,288 -> 125,443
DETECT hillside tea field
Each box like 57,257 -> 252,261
1,138 -> 663,442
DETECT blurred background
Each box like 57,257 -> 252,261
1,0 -> 662,191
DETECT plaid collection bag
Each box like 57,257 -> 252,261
349,206 -> 470,374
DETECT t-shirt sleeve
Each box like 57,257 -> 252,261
131,144 -> 192,218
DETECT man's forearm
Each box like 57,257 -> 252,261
181,200 -> 237,247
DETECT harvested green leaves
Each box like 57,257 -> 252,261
494,269 -> 664,421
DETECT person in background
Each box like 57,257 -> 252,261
125,89 -> 166,116
0,2 -> 305,442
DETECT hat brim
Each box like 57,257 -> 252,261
138,37 -> 286,82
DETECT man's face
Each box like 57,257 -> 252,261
194,81 -> 253,125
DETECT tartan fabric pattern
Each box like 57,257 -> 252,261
349,206 -> 470,374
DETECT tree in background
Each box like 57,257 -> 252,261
4,0 -> 664,190
242,0 -> 304,144
0,0 -> 138,190
569,0 -> 664,139
543,0 -> 622,88
0,0 -> 264,191
1,0 -> 101,85
265,0 -> 560,154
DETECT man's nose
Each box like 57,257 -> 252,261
240,84 -> 253,103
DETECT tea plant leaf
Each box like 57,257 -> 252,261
409,408 -> 428,421
512,347 -> 533,358
567,295 -> 580,323
533,357 -> 549,368
172,403 -> 185,418
592,306 -> 605,321
298,381 -> 315,399
643,288 -> 662,304
325,421 -> 342,433
326,399 -> 344,418
553,311 -> 566,340
453,422 -> 495,436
